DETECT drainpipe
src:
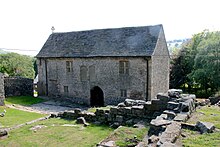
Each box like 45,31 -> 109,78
146,58 -> 149,101
45,59 -> 48,96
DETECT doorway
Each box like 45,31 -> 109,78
90,86 -> 104,107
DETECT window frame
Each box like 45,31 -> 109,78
120,89 -> 127,97
119,61 -> 129,75
66,61 -> 73,72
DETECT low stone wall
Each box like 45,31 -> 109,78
56,90 -> 196,129
4,77 -> 33,97
0,73 -> 5,106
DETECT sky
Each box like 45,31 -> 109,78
0,0 -> 220,56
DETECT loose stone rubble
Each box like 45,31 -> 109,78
54,89 -> 198,146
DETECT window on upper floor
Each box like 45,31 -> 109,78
119,61 -> 129,75
80,66 -> 87,81
66,61 -> 73,72
89,65 -> 96,82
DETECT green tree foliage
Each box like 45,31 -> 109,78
189,31 -> 220,94
170,30 -> 220,96
170,31 -> 205,90
0,52 -> 35,79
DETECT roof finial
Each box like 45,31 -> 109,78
51,26 -> 55,34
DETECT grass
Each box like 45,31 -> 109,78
187,106 -> 220,128
5,96 -> 45,106
182,106 -> 220,147
103,125 -> 149,147
0,106 -> 46,128
182,130 -> 220,147
0,118 -> 114,147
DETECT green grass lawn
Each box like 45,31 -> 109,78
182,106 -> 220,147
101,124 -> 149,147
5,96 -> 45,106
0,118 -> 114,147
0,106 -> 46,129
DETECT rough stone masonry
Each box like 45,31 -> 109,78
0,73 -> 5,106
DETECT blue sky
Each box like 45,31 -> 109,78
0,0 -> 220,56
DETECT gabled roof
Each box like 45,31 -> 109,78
36,24 -> 163,58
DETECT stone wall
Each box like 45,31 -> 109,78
0,73 -> 5,106
38,57 -> 149,105
57,91 -> 196,128
150,27 -> 170,99
4,77 -> 33,97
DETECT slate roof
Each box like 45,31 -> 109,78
36,24 -> 162,58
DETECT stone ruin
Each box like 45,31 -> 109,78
4,76 -> 33,97
53,89 -> 197,146
56,89 -> 196,127
0,73 -> 5,106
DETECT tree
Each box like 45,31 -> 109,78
170,31 -> 206,91
0,52 -> 35,79
189,31 -> 220,94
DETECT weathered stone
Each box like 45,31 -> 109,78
196,121 -> 215,134
76,117 -> 89,126
133,121 -> 145,128
95,109 -> 105,116
160,142 -> 176,147
159,113 -> 168,119
0,129 -> 8,138
174,113 -> 189,122
115,115 -> 123,123
125,119 -> 133,126
4,76 -> 33,97
111,122 -> 120,128
163,110 -> 176,120
117,102 -> 126,107
209,96 -> 220,105
63,110 -> 76,119
83,112 -> 96,122
0,73 -> 5,106
167,102 -> 179,110
158,122 -> 181,144
143,101 -> 151,110
110,107 -> 118,115
74,108 -> 81,115
131,106 -> 144,117
181,122 -> 196,130
148,135 -> 159,143
168,89 -> 182,98
157,93 -> 170,102
98,140 -> 116,147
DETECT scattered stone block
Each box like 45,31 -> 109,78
196,121 -> 215,134
209,97 -> 220,105
98,140 -> 116,147
160,142 -> 176,147
167,102 -> 179,110
133,121 -> 145,128
158,122 -> 181,145
163,110 -> 176,120
0,129 -> 8,138
168,89 -> 182,98
76,117 -> 89,127
148,135 -> 159,143
157,93 -> 170,102
181,122 -> 196,130
174,113 -> 189,122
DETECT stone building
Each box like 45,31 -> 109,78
0,73 -> 5,106
36,24 -> 169,106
